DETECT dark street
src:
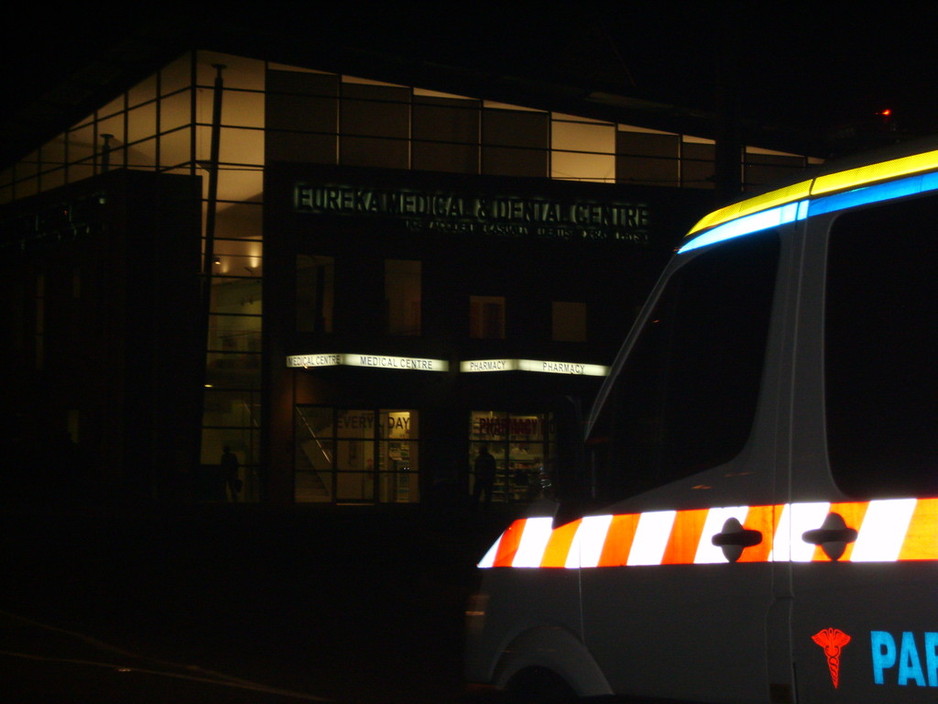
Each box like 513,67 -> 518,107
1,503 -> 512,703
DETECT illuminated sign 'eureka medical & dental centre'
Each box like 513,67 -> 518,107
294,184 -> 652,245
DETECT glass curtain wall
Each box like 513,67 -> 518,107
0,52 -> 821,203
0,48 -> 823,504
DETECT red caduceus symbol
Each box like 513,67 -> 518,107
812,628 -> 852,688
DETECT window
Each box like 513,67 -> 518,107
587,232 -> 779,502
412,93 -> 480,174
482,106 -> 548,178
682,136 -> 716,189
825,196 -> 938,497
339,81 -> 409,169
617,126 -> 680,187
265,69 -> 339,165
385,259 -> 421,335
743,147 -> 806,191
551,115 -> 615,182
470,296 -> 505,339
552,301 -> 587,342
469,411 -> 555,503
296,255 -> 334,333
294,407 -> 421,504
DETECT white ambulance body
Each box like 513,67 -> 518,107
465,139 -> 938,703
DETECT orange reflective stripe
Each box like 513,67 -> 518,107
493,519 -> 527,567
598,513 -> 640,567
541,518 -> 581,567
738,504 -> 780,563
813,501 -> 870,562
662,508 -> 709,565
478,498 -> 938,569
899,498 -> 938,560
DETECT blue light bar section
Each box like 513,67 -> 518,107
680,170 -> 938,256
806,170 -> 938,218
678,201 -> 807,254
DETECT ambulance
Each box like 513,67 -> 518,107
464,138 -> 938,703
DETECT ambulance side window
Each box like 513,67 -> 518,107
587,231 -> 779,502
825,196 -> 938,498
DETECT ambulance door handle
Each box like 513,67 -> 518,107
712,518 -> 762,563
802,512 -> 858,561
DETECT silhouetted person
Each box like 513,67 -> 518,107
472,444 -> 496,509
221,446 -> 241,502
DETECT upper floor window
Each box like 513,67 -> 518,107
385,259 -> 421,335
552,301 -> 587,342
470,295 -> 506,339
296,254 -> 334,333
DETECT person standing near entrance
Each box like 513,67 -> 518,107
472,444 -> 496,508
221,446 -> 241,502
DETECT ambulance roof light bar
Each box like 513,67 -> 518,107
679,148 -> 938,254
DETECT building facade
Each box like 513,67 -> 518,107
0,50 -> 820,506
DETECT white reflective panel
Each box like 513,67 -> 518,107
694,505 -> 750,564
627,510 -> 677,566
569,514 -> 613,568
477,534 -> 503,568
772,502 -> 830,562
851,498 -> 917,562
512,517 -> 555,567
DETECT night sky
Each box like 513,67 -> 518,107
3,2 -> 938,156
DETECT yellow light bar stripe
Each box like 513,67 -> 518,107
810,148 -> 938,197
685,147 -> 938,240
686,180 -> 813,236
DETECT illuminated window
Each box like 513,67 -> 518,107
161,91 -> 192,134
296,255 -> 334,333
294,406 -> 421,504
199,424 -> 260,501
551,115 -> 615,182
207,312 -> 261,359
552,301 -> 587,342
385,259 -> 421,335
470,296 -> 505,339
468,411 -> 555,503
128,101 -> 157,144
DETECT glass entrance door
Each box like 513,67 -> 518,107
295,406 -> 420,504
